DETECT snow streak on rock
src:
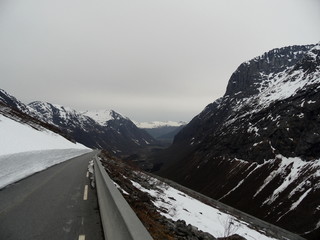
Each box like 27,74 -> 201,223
160,43 -> 320,239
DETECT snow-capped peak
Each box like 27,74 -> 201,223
82,109 -> 126,126
28,101 -> 89,126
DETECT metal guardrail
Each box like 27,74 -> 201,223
94,154 -> 305,240
94,156 -> 153,240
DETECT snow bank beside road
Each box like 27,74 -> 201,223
0,114 -> 91,189
131,174 -> 278,240
0,149 -> 91,189
0,115 -> 88,155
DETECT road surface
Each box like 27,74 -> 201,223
0,150 -> 104,240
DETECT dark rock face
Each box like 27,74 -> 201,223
159,44 -> 320,239
174,220 -> 216,240
0,89 -> 36,117
217,234 -> 247,240
225,45 -> 313,97
0,101 -> 71,141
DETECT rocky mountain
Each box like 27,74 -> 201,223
0,97 -> 90,189
82,109 -> 119,126
0,89 -> 37,117
159,43 -> 320,239
0,89 -> 156,156
0,94 -> 71,143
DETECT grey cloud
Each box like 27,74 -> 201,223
0,0 -> 319,121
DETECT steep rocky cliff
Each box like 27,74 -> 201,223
159,44 -> 320,239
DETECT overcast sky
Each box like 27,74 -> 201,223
0,0 -> 319,122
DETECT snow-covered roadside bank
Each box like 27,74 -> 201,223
0,114 -> 92,189
99,154 -> 290,240
0,149 -> 91,189
131,173 -> 278,240
0,114 -> 88,155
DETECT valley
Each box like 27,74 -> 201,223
1,42 -> 319,240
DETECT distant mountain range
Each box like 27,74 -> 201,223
158,43 -> 320,240
0,89 -> 155,156
0,95 -> 90,189
134,121 -> 187,129
134,121 -> 187,144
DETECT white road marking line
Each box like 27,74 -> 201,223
86,171 -> 89,178
79,235 -> 85,240
83,185 -> 88,200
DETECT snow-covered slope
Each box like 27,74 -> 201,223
0,112 -> 91,189
131,174 -> 278,240
0,114 -> 88,155
82,109 -> 126,126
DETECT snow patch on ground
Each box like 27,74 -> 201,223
113,181 -> 129,195
131,174 -> 277,240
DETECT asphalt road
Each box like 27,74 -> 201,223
0,150 -> 104,240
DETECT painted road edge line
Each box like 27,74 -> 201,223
83,185 -> 88,200
79,235 -> 85,240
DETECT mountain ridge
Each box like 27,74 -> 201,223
0,89 -> 156,156
158,43 -> 320,239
